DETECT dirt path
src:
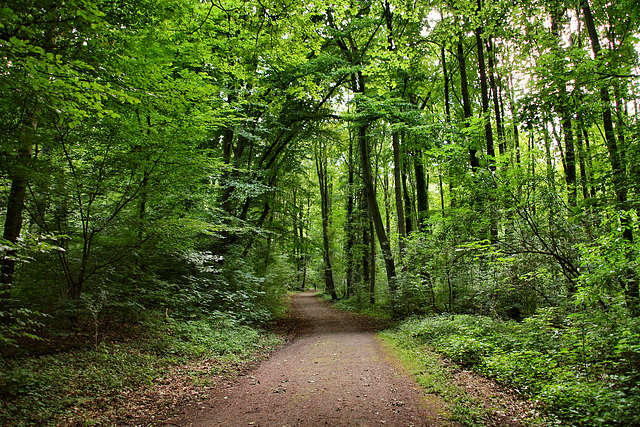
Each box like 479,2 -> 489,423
166,291 -> 449,426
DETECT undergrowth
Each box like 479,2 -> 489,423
326,294 -> 392,320
0,316 -> 284,426
378,333 -> 486,426
390,308 -> 640,426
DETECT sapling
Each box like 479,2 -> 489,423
81,288 -> 109,351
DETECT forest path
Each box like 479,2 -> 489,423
166,291 -> 449,426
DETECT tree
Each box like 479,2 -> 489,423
315,137 -> 338,300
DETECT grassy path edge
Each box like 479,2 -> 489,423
377,331 -> 487,426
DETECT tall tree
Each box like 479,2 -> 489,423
315,139 -> 338,300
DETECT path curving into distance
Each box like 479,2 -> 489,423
166,291 -> 449,427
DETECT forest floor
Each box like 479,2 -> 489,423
154,291 -> 533,427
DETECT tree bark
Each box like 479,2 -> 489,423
457,39 -> 479,171
414,149 -> 429,230
353,71 -> 397,307
441,42 -> 451,122
392,132 -> 406,254
315,143 -> 337,300
360,189 -> 372,304
345,136 -> 356,297
475,24 -> 496,169
402,164 -> 413,236
550,9 -> 577,207
359,120 -> 397,296
486,37 -> 506,156
369,217 -> 376,306
508,74 -> 521,165
1,113 -> 36,303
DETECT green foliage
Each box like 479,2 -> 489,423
0,308 -> 47,346
575,208 -> 640,309
379,332 -> 491,427
0,317 -> 283,426
393,309 -> 640,426
0,1 -> 639,424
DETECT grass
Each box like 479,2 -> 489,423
378,331 -> 488,426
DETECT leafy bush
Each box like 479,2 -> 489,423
392,309 -> 640,426
0,308 -> 48,346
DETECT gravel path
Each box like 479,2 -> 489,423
168,291 -> 449,426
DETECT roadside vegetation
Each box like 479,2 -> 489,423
0,314 -> 284,426
386,309 -> 640,426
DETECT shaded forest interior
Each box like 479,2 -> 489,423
1,0 -> 640,425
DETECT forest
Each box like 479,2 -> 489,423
1,0 -> 639,425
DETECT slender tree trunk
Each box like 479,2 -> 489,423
345,136 -> 356,297
474,21 -> 496,169
402,164 -> 413,236
1,113 -> 36,303
458,39 -> 479,171
315,143 -> 337,300
441,42 -> 451,122
550,9 -> 577,207
439,169 -> 445,213
576,124 -> 589,200
562,117 -> 577,207
579,118 -> 597,198
414,149 -> 429,230
486,37 -> 506,156
360,190 -> 372,304
359,121 -> 396,297
392,132 -> 406,254
383,173 -> 391,242
508,74 -> 521,165
369,217 -> 375,306
475,16 -> 499,242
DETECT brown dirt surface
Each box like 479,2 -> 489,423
162,291 -> 451,427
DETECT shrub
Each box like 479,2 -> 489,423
391,309 -> 640,426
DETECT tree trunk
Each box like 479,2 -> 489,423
457,39 -> 479,171
1,113 -> 36,303
392,132 -> 406,254
360,190 -> 372,304
315,143 -> 337,300
579,118 -> 597,198
345,136 -> 356,297
508,74 -> 521,165
576,125 -> 589,200
550,9 -> 577,207
402,164 -> 413,236
475,17 -> 498,242
486,37 -> 506,156
359,120 -> 396,297
474,22 -> 496,169
369,217 -> 376,306
383,173 -> 391,242
414,150 -> 429,230
441,42 -> 451,122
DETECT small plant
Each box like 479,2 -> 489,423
81,288 -> 109,351
0,307 -> 47,346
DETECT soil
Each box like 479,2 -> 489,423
162,291 -> 451,427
